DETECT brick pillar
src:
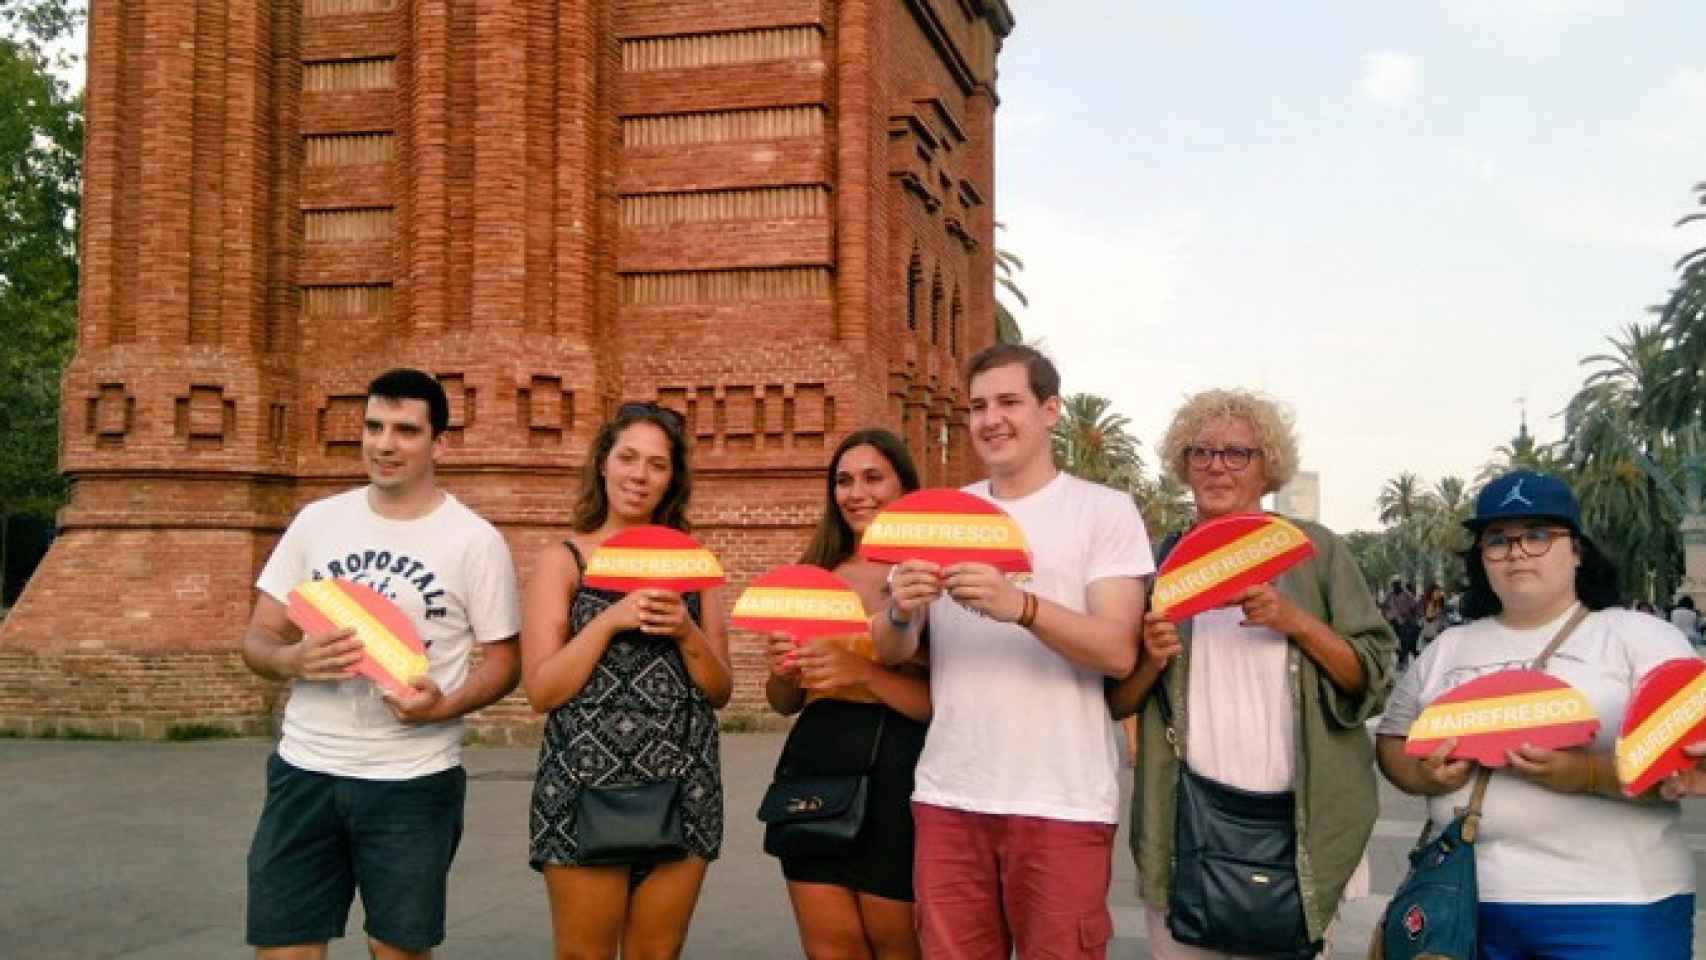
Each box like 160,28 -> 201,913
2,0 -> 1014,738
1,0 -> 293,737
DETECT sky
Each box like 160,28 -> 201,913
45,5 -> 1706,531
992,0 -> 1706,531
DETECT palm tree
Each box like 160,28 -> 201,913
1412,475 -> 1472,584
994,223 -> 1027,344
1563,320 -> 1685,600
1652,182 -> 1706,429
1134,473 -> 1193,541
1052,393 -> 1143,489
1376,472 -> 1424,525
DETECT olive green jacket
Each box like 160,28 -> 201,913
1130,518 -> 1396,941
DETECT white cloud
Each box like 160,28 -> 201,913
1362,52 -> 1419,106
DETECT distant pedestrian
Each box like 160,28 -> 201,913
1419,583 -> 1448,650
1383,580 -> 1420,669
1670,596 -> 1701,645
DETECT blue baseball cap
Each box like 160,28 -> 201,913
1464,470 -> 1582,534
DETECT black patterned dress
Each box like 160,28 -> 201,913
529,543 -> 723,871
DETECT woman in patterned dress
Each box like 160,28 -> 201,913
763,428 -> 931,959
522,403 -> 731,959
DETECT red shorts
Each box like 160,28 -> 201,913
912,801 -> 1117,960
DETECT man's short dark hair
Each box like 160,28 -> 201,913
965,343 -> 1061,403
367,368 -> 449,437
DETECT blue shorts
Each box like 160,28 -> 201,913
246,753 -> 466,951
1479,894 -> 1693,960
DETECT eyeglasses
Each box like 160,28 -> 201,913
1184,445 -> 1262,472
1480,526 -> 1573,562
617,401 -> 686,432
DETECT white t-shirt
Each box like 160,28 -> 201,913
913,472 -> 1154,823
1377,605 -> 1696,904
256,487 -> 521,780
1185,607 -> 1294,793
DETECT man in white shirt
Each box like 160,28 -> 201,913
876,344 -> 1152,959
240,369 -> 522,960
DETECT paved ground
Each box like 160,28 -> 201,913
3,733 -> 1704,958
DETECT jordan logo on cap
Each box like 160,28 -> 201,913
1499,479 -> 1533,509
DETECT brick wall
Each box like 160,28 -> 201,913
2,0 -> 1014,740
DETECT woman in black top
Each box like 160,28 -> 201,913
522,403 -> 731,959
765,429 -> 931,959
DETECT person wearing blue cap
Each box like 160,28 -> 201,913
1375,470 -> 1697,959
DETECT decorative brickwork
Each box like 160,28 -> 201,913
1,0 -> 1014,741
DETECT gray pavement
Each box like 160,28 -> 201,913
3,734 -> 1704,958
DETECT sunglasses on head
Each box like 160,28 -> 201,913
617,401 -> 686,431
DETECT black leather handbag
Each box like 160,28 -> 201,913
758,711 -> 885,859
1158,682 -> 1321,960
573,777 -> 687,867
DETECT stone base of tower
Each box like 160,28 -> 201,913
0,524 -> 283,738
0,468 -> 829,740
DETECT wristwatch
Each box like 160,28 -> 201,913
886,603 -> 913,628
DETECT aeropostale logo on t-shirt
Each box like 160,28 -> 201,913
309,548 -> 449,633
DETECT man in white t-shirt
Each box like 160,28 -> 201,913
240,369 -> 522,960
876,344 -> 1153,959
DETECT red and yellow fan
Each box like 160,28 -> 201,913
730,565 -> 870,642
582,525 -> 727,593
858,488 -> 1031,573
1152,513 -> 1315,622
286,579 -> 429,699
1617,658 -> 1706,796
1405,669 -> 1599,767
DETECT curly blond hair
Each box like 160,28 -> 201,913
1159,389 -> 1299,494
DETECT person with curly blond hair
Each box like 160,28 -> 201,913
1109,388 -> 1395,959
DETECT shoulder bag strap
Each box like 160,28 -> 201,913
1149,532 -> 1184,755
1459,604 -> 1590,842
864,709 -> 888,773
563,539 -> 587,575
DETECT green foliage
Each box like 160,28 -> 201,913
57,725 -> 122,741
994,222 -> 1026,344
1052,393 -> 1143,488
0,1 -> 82,48
717,713 -> 759,734
163,722 -> 243,742
1359,472 -> 1472,591
0,3 -> 82,562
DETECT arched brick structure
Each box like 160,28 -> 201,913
0,0 -> 1013,738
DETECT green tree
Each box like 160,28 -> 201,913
1375,472 -> 1424,525
0,1 -> 83,590
994,222 -> 1027,344
1652,182 -> 1706,428
1133,472 -> 1193,541
1563,321 -> 1685,600
1052,393 -> 1143,489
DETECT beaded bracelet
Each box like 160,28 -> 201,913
1016,591 -> 1038,629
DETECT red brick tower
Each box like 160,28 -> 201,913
0,0 -> 1013,736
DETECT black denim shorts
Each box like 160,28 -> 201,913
246,753 -> 466,951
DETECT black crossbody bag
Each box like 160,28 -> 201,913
757,708 -> 886,859
1157,679 -> 1321,959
